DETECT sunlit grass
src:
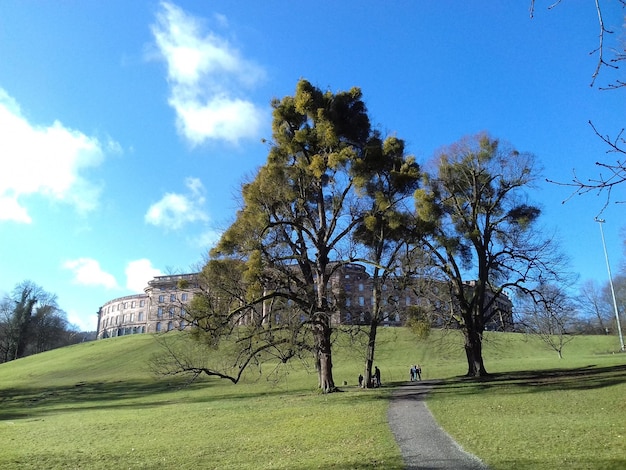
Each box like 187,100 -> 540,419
427,336 -> 626,470
0,329 -> 624,469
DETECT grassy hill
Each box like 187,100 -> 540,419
0,329 -> 624,469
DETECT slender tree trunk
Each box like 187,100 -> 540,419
363,321 -> 378,388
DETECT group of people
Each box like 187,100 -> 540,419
357,364 -> 423,387
410,364 -> 422,381
358,366 -> 381,388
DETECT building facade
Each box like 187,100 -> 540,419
96,273 -> 198,339
96,266 -> 514,339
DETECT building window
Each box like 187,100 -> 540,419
167,321 -> 173,331
359,297 -> 365,306
138,312 -> 144,321
158,295 -> 165,303
130,313 -> 134,322
169,308 -> 175,318
359,283 -> 364,292
181,293 -> 188,301
157,307 -> 163,319
170,294 -> 176,302
156,322 -> 162,332
140,300 -> 145,307
131,301 -> 136,308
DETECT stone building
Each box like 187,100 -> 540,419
96,273 -> 198,339
96,266 -> 513,339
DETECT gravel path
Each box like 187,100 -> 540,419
387,381 -> 489,470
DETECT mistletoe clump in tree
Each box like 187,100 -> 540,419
414,133 -> 567,377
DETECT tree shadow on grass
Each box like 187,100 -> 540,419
0,377 -> 316,421
427,363 -> 626,396
0,377 -> 386,422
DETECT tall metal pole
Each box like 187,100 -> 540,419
595,218 -> 625,351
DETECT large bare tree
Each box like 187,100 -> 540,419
414,133 -> 568,376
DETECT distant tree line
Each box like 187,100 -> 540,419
512,267 -> 626,358
0,281 -> 93,363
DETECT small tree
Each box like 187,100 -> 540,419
352,135 -> 421,387
517,283 -> 578,358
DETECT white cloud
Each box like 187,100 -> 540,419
145,177 -> 209,230
151,2 -> 267,145
125,259 -> 163,293
0,89 -> 108,223
66,309 -> 97,332
0,196 -> 32,224
63,258 -> 119,289
192,228 -> 222,250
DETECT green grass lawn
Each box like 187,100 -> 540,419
0,329 -> 624,469
426,334 -> 626,470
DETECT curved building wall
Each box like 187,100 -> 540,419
98,293 -> 149,339
97,273 -> 199,339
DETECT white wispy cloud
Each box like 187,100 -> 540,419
66,309 -> 97,332
145,177 -> 209,230
125,259 -> 163,293
192,228 -> 222,250
151,1 -> 267,145
63,258 -> 119,289
0,89 -> 109,224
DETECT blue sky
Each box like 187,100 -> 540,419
1,1 -> 624,331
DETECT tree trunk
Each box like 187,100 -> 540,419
464,328 -> 488,377
314,316 -> 336,393
363,321 -> 378,388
